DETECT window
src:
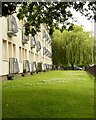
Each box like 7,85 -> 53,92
13,44 -> 16,58
29,51 -> 31,63
22,48 -> 24,60
3,40 -> 7,60
8,42 -> 12,58
35,54 -> 38,62
31,52 -> 33,62
19,47 -> 22,62
25,49 -> 27,60
31,52 -> 34,62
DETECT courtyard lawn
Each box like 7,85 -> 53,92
94,79 -> 96,118
2,70 -> 94,118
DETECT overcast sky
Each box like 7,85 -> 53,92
71,8 -> 94,33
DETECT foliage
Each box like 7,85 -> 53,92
52,25 -> 94,67
93,37 -> 96,64
2,70 -> 94,118
2,2 -> 96,36
2,2 -> 20,16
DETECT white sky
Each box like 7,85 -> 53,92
71,1 -> 94,33
71,8 -> 94,33
58,2 -> 95,35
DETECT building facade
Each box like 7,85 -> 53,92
0,13 -> 52,80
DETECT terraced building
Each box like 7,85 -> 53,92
0,12 -> 52,80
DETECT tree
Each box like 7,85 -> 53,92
52,25 -> 93,68
52,29 -> 62,66
2,2 -> 20,16
93,37 -> 96,64
1,2 -> 96,36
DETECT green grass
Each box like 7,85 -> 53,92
94,78 -> 96,118
2,70 -> 94,118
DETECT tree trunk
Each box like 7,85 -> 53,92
71,64 -> 74,70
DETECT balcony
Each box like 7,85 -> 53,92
43,30 -> 49,42
45,49 -> 49,56
8,58 -> 19,79
23,60 -> 30,73
7,15 -> 18,37
31,61 -> 36,73
37,62 -> 42,73
45,34 -> 49,42
43,63 -> 47,71
9,58 -> 19,74
43,30 -> 46,38
37,41 -> 41,52
43,47 -> 47,55
22,27 -> 29,44
30,36 -> 36,48
49,40 -> 52,46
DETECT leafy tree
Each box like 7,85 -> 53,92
2,2 -> 20,16
1,2 -> 96,36
52,30 -> 61,66
93,37 -> 96,64
52,25 -> 94,68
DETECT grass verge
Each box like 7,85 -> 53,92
2,70 -> 94,118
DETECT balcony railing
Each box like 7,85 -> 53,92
37,62 -> 42,72
43,47 -> 47,55
9,58 -> 19,74
37,41 -> 41,52
7,15 -> 18,37
22,27 -> 29,44
30,36 -> 36,48
31,61 -> 36,73
23,60 -> 30,73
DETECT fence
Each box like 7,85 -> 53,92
85,65 -> 96,77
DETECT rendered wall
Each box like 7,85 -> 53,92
1,14 -> 52,76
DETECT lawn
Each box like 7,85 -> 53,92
2,70 -> 94,118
